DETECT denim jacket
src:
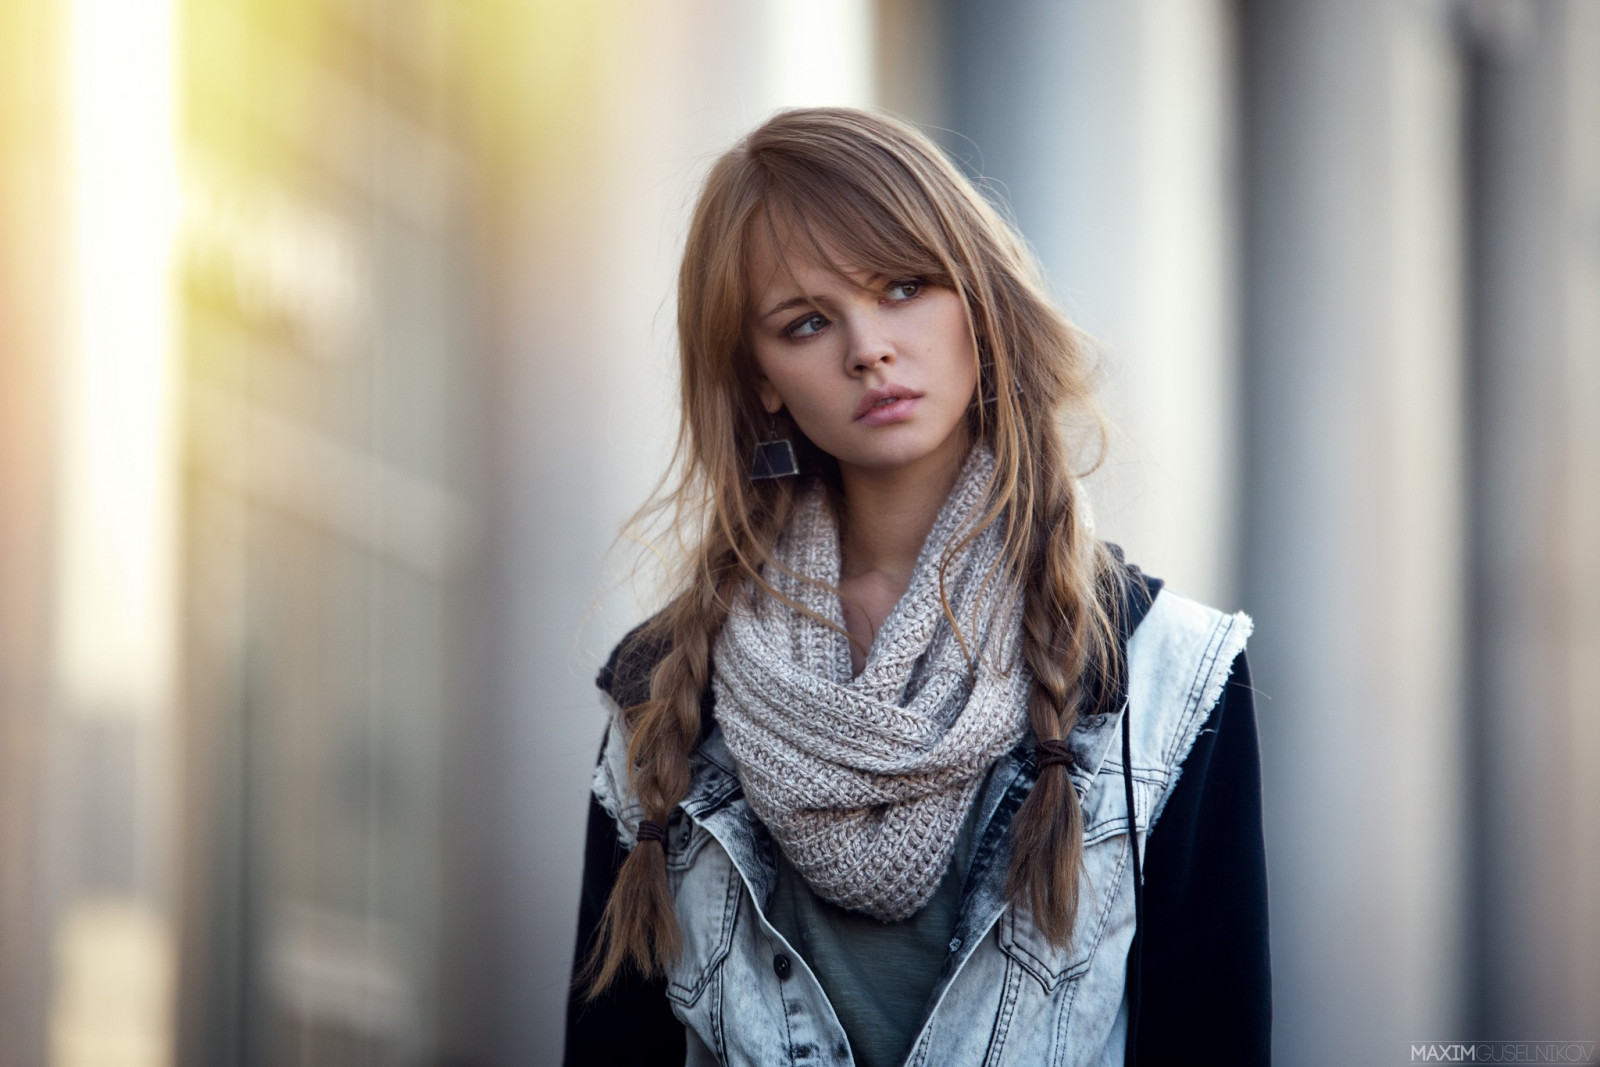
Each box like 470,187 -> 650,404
591,587 -> 1253,1066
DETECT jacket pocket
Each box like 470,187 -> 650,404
665,834 -> 742,1008
665,811 -> 713,876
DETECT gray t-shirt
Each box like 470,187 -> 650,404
764,791 -> 986,1067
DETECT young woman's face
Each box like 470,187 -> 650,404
744,221 -> 980,479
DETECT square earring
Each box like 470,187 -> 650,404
750,414 -> 799,479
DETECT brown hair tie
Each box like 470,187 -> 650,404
1035,739 -> 1073,771
636,819 -> 668,844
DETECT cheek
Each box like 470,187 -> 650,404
931,307 -> 980,397
758,340 -> 838,399
750,356 -> 828,429
953,341 -> 980,394
763,362 -> 812,407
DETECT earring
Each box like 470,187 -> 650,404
750,412 -> 799,480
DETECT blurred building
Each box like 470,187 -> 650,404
1,1 -> 1596,1066
173,1 -> 478,1064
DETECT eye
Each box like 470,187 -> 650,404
784,311 -> 829,340
884,278 -> 922,302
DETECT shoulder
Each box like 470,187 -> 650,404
1115,570 -> 1254,833
1099,540 -> 1250,672
1128,583 -> 1253,687
595,614 -> 672,711
591,613 -> 718,842
590,616 -> 667,843
595,611 -> 718,738
1102,541 -> 1164,644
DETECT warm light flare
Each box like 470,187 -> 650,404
56,0 -> 180,721
771,0 -> 876,106
50,0 -> 180,1064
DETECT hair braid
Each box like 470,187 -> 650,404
581,483 -> 795,996
1004,427 -> 1121,944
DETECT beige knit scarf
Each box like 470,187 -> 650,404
711,445 -> 1034,921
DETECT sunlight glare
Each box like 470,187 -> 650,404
56,0 -> 181,723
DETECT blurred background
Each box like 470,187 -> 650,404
1,0 -> 1596,1064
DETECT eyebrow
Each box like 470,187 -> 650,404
758,273 -> 889,322
760,295 -> 820,321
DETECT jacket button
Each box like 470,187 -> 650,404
773,953 -> 792,980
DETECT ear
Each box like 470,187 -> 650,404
755,378 -> 784,415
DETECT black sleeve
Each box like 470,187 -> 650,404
1133,650 -> 1271,1064
562,787 -> 686,1066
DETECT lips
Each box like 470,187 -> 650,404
853,384 -> 923,425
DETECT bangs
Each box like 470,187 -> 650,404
750,164 -> 958,299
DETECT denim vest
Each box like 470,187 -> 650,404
593,588 -> 1252,1066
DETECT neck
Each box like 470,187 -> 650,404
837,433 -> 971,584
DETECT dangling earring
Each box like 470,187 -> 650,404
750,412 -> 799,480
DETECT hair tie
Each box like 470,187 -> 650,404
636,819 -> 668,844
1035,739 -> 1073,771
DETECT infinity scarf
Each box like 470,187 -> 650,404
711,446 -> 1034,921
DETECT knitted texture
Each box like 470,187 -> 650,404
712,446 -> 1033,920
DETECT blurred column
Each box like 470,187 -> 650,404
936,0 -> 1238,606
451,2 -> 876,1062
0,1 -> 68,1064
1463,0 -> 1600,1038
1238,1 -> 1468,1061
0,0 -> 187,1064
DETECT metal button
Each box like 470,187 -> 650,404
773,953 -> 792,980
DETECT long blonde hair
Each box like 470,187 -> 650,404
583,106 -> 1123,994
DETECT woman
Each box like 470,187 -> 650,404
564,107 -> 1269,1066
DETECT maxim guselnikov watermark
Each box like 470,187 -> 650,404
1410,1042 -> 1597,1063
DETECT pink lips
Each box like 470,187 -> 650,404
853,385 -> 923,427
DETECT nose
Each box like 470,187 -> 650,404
846,316 -> 895,376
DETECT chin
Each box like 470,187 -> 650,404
836,436 -> 959,473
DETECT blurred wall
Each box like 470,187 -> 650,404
1238,0 -> 1470,1055
939,0 -> 1239,609
1460,0 -> 1600,1037
1240,1 -> 1600,1055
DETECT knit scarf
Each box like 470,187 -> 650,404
711,446 -> 1034,921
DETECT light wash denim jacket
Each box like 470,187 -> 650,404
593,588 -> 1252,1066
